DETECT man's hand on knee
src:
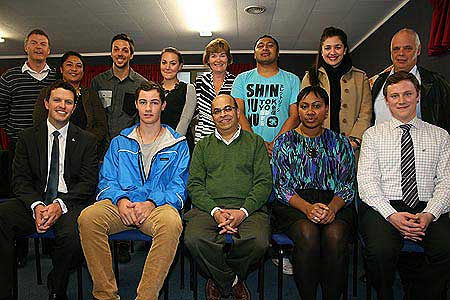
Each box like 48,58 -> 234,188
40,203 -> 62,231
214,209 -> 237,234
221,209 -> 246,230
388,212 -> 425,241
117,198 -> 138,226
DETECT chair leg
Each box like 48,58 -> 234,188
353,240 -> 358,297
366,279 -> 371,300
77,266 -> 83,300
113,241 -> 120,282
258,256 -> 264,300
180,236 -> 185,290
34,238 -> 43,285
192,258 -> 198,300
163,276 -> 169,300
13,240 -> 18,300
277,249 -> 283,300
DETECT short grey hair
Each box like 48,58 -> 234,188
391,28 -> 421,49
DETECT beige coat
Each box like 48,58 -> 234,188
301,66 -> 372,140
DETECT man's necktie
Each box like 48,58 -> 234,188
400,124 -> 419,208
45,131 -> 60,204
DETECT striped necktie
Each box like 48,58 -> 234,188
400,124 -> 419,208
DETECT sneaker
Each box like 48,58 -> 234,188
271,257 -> 294,275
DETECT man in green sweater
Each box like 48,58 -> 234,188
185,94 -> 272,300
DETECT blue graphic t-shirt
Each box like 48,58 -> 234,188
231,69 -> 300,142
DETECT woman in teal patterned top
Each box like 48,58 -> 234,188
272,85 -> 356,300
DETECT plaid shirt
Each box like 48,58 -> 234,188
358,117 -> 450,220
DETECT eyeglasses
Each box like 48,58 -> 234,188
211,105 -> 237,115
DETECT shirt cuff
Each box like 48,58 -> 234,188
423,201 -> 443,221
53,198 -> 68,214
240,207 -> 249,217
30,201 -> 45,219
210,207 -> 221,216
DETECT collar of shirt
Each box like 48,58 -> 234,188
107,67 -> 140,81
22,62 -> 51,80
388,65 -> 421,84
22,61 -> 51,74
47,119 -> 69,139
390,116 -> 420,131
214,125 -> 241,145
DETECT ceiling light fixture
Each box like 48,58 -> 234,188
181,0 -> 218,37
199,31 -> 212,37
244,5 -> 266,15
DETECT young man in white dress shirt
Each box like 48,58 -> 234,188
358,71 -> 450,300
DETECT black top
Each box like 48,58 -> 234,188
71,93 -> 88,130
323,56 -> 352,133
161,82 -> 194,151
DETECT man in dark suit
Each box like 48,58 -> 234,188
371,28 -> 450,132
0,80 -> 98,300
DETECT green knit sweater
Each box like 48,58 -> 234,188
188,130 -> 272,215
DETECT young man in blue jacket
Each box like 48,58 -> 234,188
78,81 -> 190,300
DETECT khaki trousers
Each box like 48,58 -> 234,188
78,200 -> 182,300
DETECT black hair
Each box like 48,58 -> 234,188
308,27 -> 351,86
44,80 -> 77,102
60,51 -> 85,71
135,81 -> 166,103
297,86 -> 330,106
111,33 -> 135,54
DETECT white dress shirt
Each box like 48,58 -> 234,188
21,62 -> 51,81
358,117 -> 450,220
30,120 -> 69,216
374,65 -> 422,124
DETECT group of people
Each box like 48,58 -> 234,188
0,24 -> 448,300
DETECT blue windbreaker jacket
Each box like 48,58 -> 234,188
96,124 -> 190,210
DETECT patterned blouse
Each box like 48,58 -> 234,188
194,71 -> 236,143
272,128 -> 356,205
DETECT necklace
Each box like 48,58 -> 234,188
298,125 -> 323,138
137,125 -> 163,144
298,126 -> 323,158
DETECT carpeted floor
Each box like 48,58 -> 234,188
15,240 -> 446,300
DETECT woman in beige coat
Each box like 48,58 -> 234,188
301,27 -> 372,150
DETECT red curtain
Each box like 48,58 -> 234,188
0,129 -> 8,150
228,63 -> 255,76
428,0 -> 450,56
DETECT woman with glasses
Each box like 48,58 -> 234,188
160,47 -> 196,151
194,38 -> 236,143
33,51 -> 107,153
272,86 -> 356,300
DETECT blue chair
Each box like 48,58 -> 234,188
13,230 -> 83,300
270,233 -> 294,300
108,229 -> 170,300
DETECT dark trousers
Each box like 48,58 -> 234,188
359,201 -> 450,300
0,199 -> 84,299
184,208 -> 270,296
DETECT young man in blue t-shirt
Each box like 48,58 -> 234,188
231,35 -> 300,157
